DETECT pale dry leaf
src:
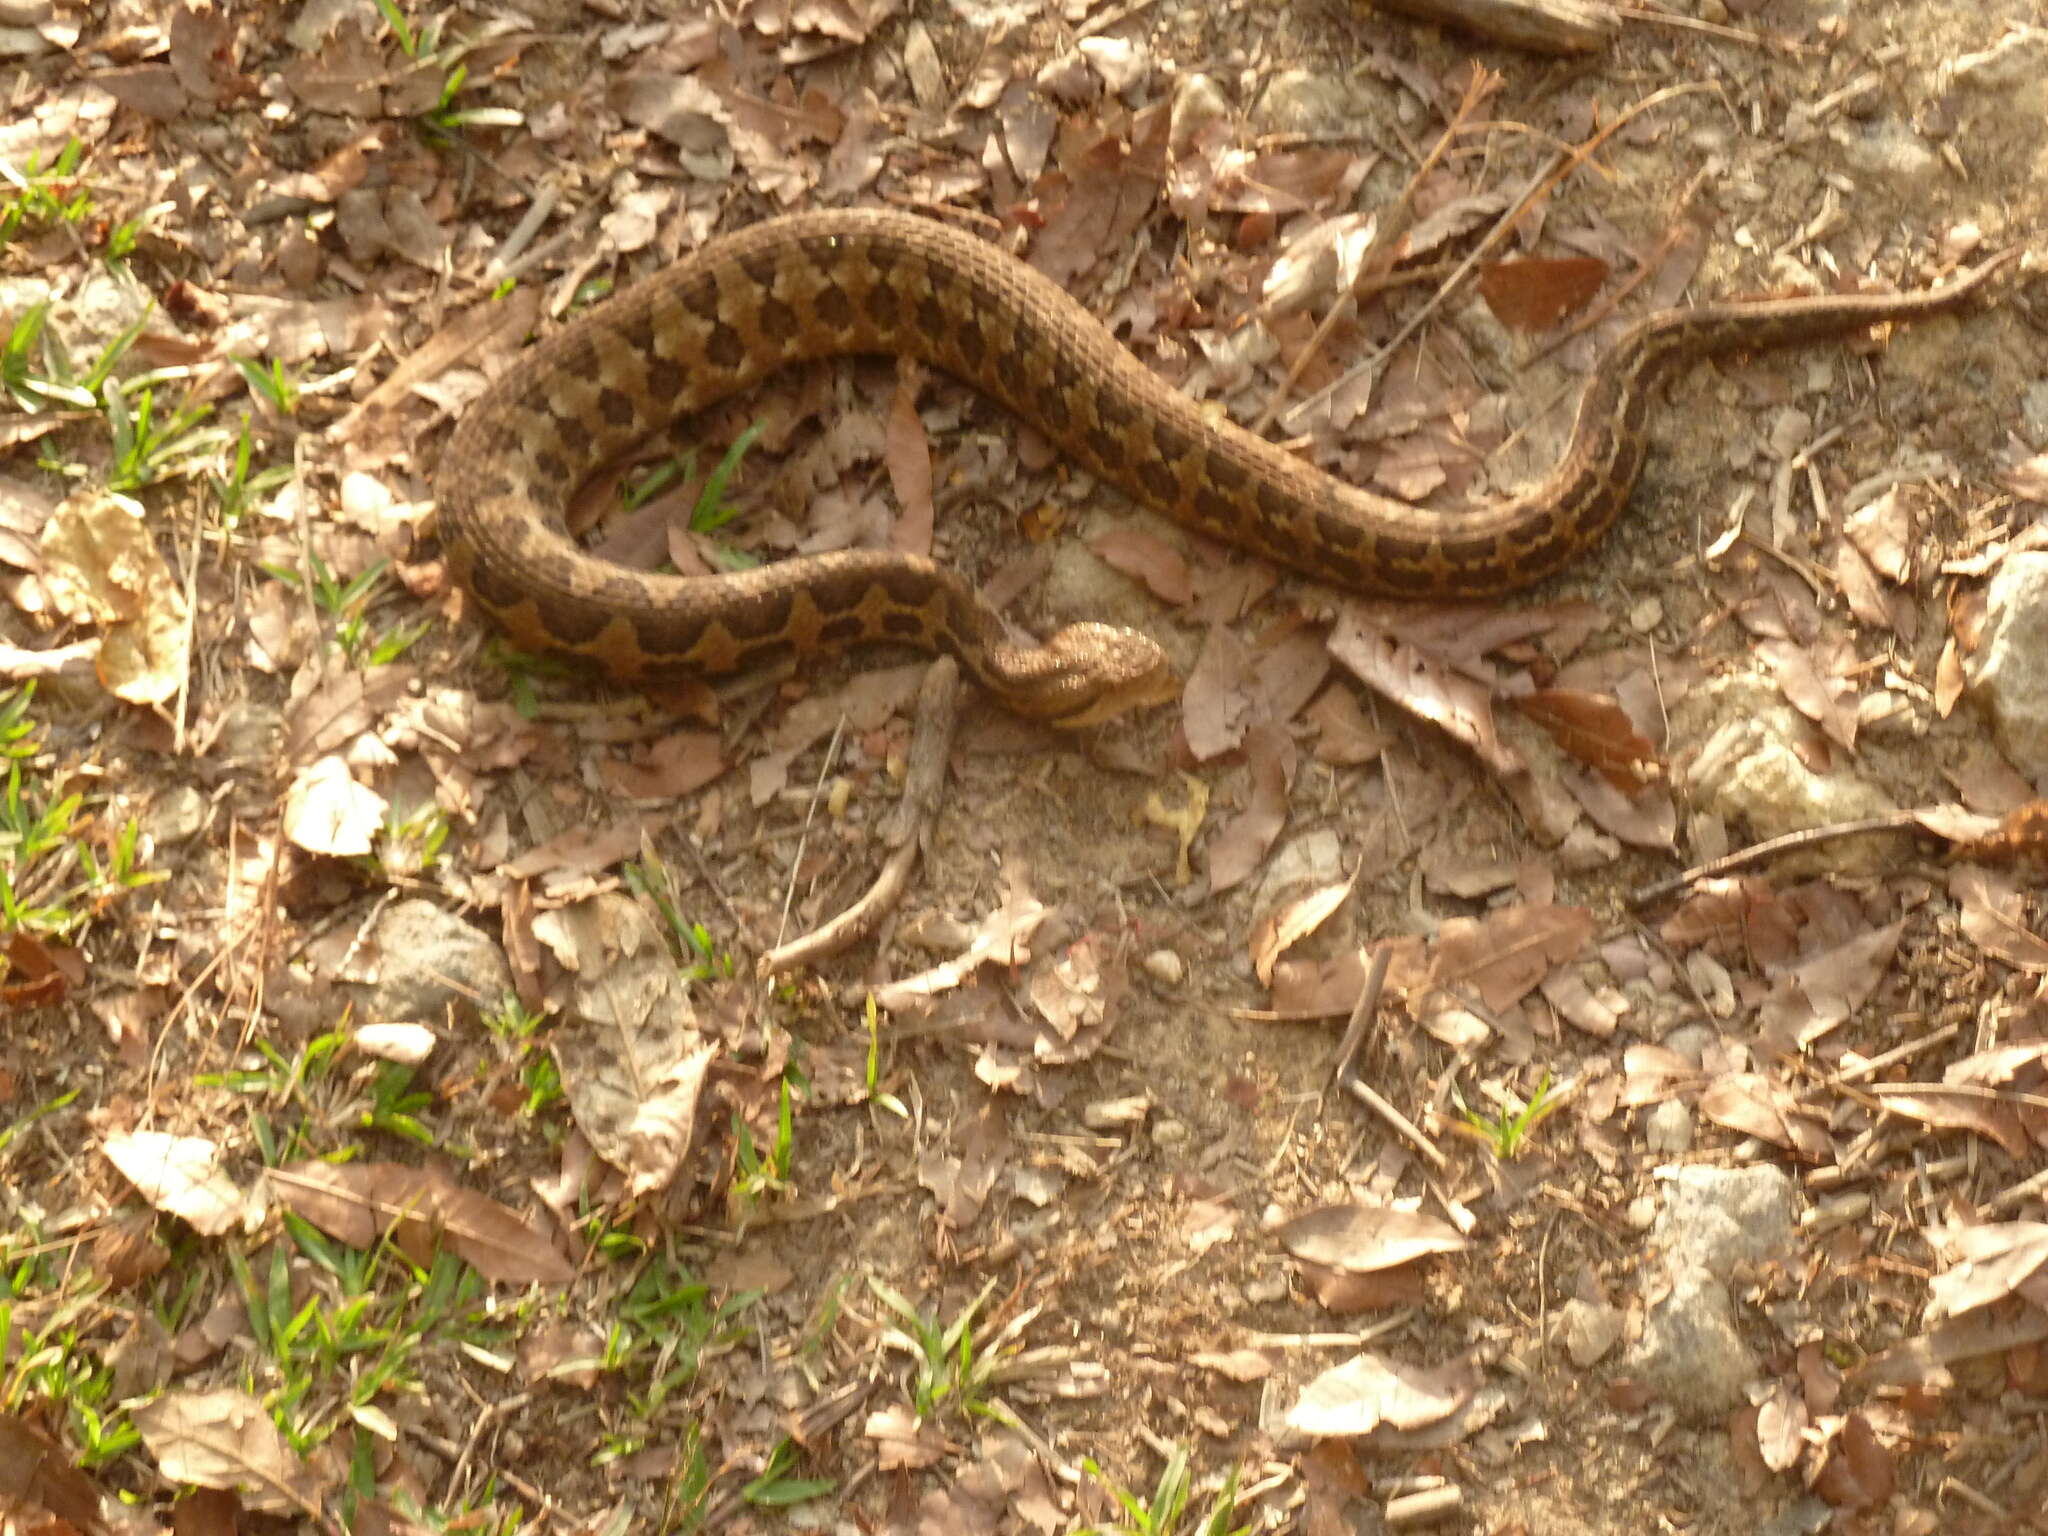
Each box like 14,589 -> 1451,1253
280,755 -> 387,858
1088,527 -> 1193,605
37,488 -> 190,704
624,1041 -> 718,1198
132,1388 -> 320,1514
1250,878 -> 1353,986
865,1402 -> 949,1470
102,1131 -> 248,1237
1431,904 -> 1595,1014
541,894 -> 714,1192
872,874 -> 1049,1010
1285,1352 -> 1473,1438
1871,1086 -> 2029,1158
1272,1204 -> 1470,1274
1755,1380 -> 1807,1472
1924,1222 -> 2048,1321
1140,773 -> 1209,886
1190,1348 -> 1276,1382
1951,867 -> 2048,971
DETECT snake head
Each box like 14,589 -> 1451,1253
1027,622 -> 1179,728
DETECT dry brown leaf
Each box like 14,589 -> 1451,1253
1951,867 -> 2048,971
1697,1074 -> 1829,1161
1872,1086 -> 2030,1159
884,361 -> 934,556
1207,723 -> 1294,895
1089,527 -> 1193,605
1810,1412 -> 1894,1513
1305,686 -> 1389,766
1755,919 -> 1902,1050
1180,624 -> 1256,763
1757,637 -> 1856,752
1250,878 -> 1352,986
1924,1221 -> 2048,1321
872,873 -> 1047,1010
1513,687 -> 1659,791
1328,609 -> 1520,778
102,1131 -> 249,1237
598,731 -> 725,800
1272,1204 -> 1470,1273
267,1160 -> 573,1284
1431,904 -> 1595,1013
1476,255 -> 1608,330
0,1409 -> 106,1534
133,1388 -> 322,1515
1190,1348 -> 1276,1382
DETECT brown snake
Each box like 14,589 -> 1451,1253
435,210 -> 2017,723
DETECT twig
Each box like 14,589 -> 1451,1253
1627,811 -> 1924,908
759,658 -> 961,977
1330,946 -> 1448,1171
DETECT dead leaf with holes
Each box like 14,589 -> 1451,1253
132,1388 -> 323,1515
102,1130 -> 251,1237
872,872 -> 1048,1012
37,489 -> 189,705
266,1160 -> 572,1284
536,891 -> 716,1197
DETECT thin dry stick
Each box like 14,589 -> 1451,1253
1250,69 -> 1499,437
759,658 -> 961,977
770,712 -> 849,951
1330,946 -> 1448,1170
1278,80 -> 1722,435
1627,810 -> 1925,908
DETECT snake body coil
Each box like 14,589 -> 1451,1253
435,210 -> 2014,722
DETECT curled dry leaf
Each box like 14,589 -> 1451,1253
1951,867 -> 2048,971
102,1130 -> 250,1237
1285,1351 -> 1476,1439
1697,1074 -> 1830,1161
1870,1085 -> 2029,1159
1250,878 -> 1352,986
133,1388 -> 322,1515
1923,1221 -> 2048,1322
1273,1204 -> 1470,1274
37,489 -> 190,705
281,755 -> 387,858
267,1160 -> 573,1285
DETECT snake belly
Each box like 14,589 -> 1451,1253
433,210 -> 2015,723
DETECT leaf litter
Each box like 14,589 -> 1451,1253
1,2 -> 2044,1534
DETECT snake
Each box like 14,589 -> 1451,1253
434,210 -> 2017,724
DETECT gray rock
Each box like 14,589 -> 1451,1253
1625,1265 -> 1759,1421
1556,1298 -> 1624,1367
1657,1164 -> 1797,1280
1644,1100 -> 1694,1155
347,898 -> 512,1025
1968,552 -> 2048,779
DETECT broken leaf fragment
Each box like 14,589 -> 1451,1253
38,489 -> 190,705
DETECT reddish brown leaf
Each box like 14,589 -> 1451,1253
1476,256 -> 1609,331
1811,1413 -> 1894,1511
1514,688 -> 1659,791
1088,528 -> 1193,605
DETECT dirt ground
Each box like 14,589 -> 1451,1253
4,0 -> 2048,1533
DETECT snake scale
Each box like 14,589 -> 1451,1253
434,210 -> 2016,723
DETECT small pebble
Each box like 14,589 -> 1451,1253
1142,948 -> 1186,985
